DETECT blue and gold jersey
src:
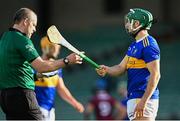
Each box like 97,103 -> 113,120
126,35 -> 160,99
35,69 -> 62,111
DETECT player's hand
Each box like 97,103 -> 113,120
74,102 -> 85,113
66,53 -> 83,64
96,65 -> 108,77
134,99 -> 146,119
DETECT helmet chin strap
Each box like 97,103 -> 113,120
132,27 -> 144,38
130,24 -> 146,38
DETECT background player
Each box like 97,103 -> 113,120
96,8 -> 161,120
35,36 -> 84,120
84,78 -> 122,120
116,81 -> 129,120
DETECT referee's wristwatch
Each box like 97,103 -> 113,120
63,58 -> 69,65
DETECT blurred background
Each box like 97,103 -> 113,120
0,0 -> 180,120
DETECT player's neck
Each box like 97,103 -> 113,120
13,24 -> 25,34
135,30 -> 149,41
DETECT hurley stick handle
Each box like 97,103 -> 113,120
79,53 -> 100,69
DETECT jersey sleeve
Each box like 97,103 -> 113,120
143,43 -> 160,63
58,69 -> 63,78
16,36 -> 39,62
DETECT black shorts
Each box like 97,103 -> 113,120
0,87 -> 42,120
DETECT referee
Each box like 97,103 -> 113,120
0,8 -> 82,120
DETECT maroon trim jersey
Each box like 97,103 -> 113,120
89,91 -> 116,120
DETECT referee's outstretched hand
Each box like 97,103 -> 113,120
66,53 -> 83,65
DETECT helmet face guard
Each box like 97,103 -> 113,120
125,8 -> 153,35
125,16 -> 142,34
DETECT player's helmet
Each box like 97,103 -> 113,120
95,78 -> 107,90
40,36 -> 60,58
125,8 -> 153,34
40,36 -> 54,53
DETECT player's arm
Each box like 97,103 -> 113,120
96,55 -> 128,77
56,77 -> 84,113
31,53 -> 82,73
114,101 -> 127,120
84,103 -> 94,120
134,59 -> 160,118
141,59 -> 161,103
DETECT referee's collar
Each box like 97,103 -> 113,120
9,28 -> 26,36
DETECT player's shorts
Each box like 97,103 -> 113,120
40,107 -> 55,121
127,98 -> 159,120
